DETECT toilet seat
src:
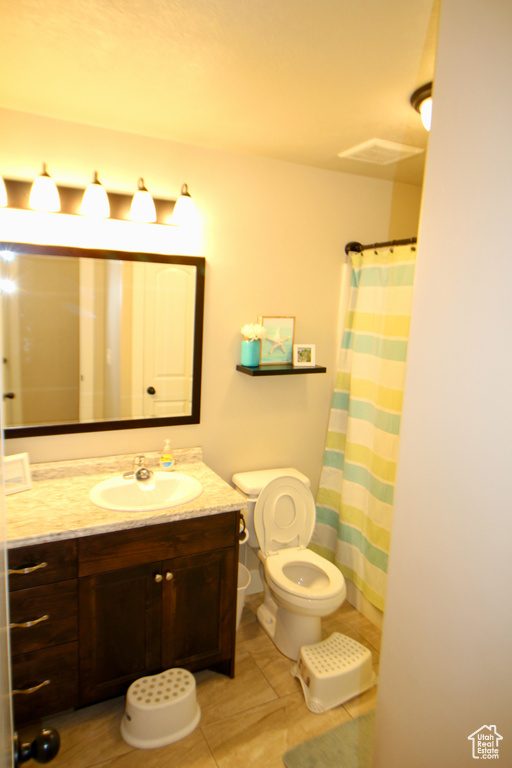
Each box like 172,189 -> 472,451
253,475 -> 316,556
265,548 -> 345,600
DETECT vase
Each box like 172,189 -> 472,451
241,339 -> 260,367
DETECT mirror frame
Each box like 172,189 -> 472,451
1,242 -> 205,438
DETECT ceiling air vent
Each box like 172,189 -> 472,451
338,138 -> 424,165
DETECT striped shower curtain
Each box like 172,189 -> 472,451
311,244 -> 416,611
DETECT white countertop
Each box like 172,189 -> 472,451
5,448 -> 247,548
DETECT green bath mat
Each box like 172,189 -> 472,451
283,710 -> 375,768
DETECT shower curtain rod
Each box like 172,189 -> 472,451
344,237 -> 417,255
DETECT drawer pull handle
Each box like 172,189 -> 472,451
13,679 -> 50,696
9,562 -> 48,576
10,614 -> 49,630
165,572 -> 173,581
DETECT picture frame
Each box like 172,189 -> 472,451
4,452 -> 31,495
258,316 -> 295,365
293,344 -> 316,367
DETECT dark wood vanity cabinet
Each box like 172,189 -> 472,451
8,511 -> 240,724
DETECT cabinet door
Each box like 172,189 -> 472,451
79,562 -> 162,705
162,548 -> 236,673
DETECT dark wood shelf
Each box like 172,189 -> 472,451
236,364 -> 327,377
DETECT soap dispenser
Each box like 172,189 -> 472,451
159,439 -> 175,471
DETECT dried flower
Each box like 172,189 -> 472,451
241,322 -> 267,341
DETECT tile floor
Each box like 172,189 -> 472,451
22,594 -> 381,768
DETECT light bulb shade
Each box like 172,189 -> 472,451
129,178 -> 156,222
81,171 -> 110,218
29,163 -> 60,211
410,82 -> 433,132
171,183 -> 198,227
0,176 -> 7,207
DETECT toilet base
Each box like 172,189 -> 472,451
257,598 -> 322,660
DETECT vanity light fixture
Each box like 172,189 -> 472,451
1,174 -> 181,224
410,82 -> 433,131
171,183 -> 198,227
0,176 -> 7,207
29,163 -> 61,212
129,178 -> 157,223
80,171 -> 110,218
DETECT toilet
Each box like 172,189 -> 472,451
232,469 -> 346,660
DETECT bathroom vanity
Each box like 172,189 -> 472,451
5,450 -> 246,725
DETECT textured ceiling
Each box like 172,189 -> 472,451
0,0 -> 438,186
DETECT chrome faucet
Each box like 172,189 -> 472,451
123,454 -> 154,482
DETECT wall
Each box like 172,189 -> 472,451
373,0 -> 512,765
0,109 -> 421,492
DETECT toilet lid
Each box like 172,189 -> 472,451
253,476 -> 316,556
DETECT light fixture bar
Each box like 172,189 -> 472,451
1,178 -> 176,224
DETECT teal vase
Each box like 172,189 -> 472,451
241,339 -> 260,367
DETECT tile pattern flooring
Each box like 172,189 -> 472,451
21,594 -> 381,768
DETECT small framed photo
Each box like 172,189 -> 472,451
4,453 -> 31,495
259,316 -> 295,365
293,344 -> 316,367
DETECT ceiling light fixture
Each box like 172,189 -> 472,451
129,178 -> 157,223
29,163 -> 61,211
411,82 -> 433,132
171,184 -> 198,227
81,171 -> 110,218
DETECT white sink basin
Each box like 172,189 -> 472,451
89,471 -> 203,512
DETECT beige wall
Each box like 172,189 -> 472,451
373,0 -> 512,765
0,109 -> 421,492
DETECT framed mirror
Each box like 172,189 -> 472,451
0,242 -> 205,438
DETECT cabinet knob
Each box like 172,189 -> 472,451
154,573 -> 163,583
165,572 -> 173,581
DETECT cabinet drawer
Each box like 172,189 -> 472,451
12,642 -> 78,724
10,580 -> 78,656
79,512 -> 239,576
8,539 -> 77,591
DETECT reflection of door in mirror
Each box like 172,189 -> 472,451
77,258 -> 196,421
132,262 -> 195,418
2,256 -> 22,426
4,254 -> 80,427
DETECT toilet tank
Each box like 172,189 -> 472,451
232,468 -> 310,548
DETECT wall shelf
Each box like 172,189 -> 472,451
236,364 -> 327,377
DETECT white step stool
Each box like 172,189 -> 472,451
121,668 -> 200,749
292,632 -> 376,713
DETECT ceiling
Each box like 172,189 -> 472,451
1,0 -> 438,187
